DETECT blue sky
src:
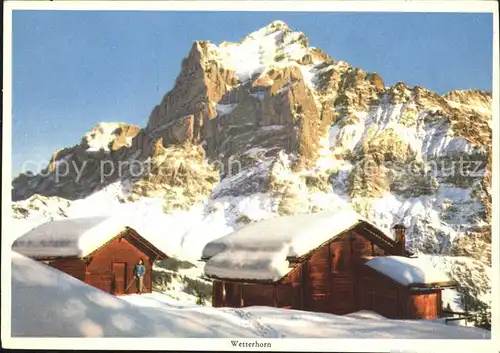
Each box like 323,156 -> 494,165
11,11 -> 493,176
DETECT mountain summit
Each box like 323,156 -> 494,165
11,21 -> 492,312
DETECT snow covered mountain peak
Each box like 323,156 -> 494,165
243,19 -> 291,40
196,21 -> 322,83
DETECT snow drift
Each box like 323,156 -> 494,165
11,252 -> 490,339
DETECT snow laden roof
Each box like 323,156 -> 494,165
203,210 -> 385,281
11,216 -> 137,259
365,256 -> 456,287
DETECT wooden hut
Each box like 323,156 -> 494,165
201,210 -> 456,319
12,216 -> 168,295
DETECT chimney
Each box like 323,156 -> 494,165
392,224 -> 406,256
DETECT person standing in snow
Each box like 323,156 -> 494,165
134,259 -> 146,294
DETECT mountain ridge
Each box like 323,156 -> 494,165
11,21 -> 492,314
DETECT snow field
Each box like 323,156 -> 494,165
11,252 -> 490,339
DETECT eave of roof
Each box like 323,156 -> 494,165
407,280 -> 458,290
125,227 -> 169,260
84,227 -> 168,260
28,255 -> 81,261
22,227 -> 169,261
201,274 -> 278,285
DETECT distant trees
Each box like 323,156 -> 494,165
460,289 -> 491,331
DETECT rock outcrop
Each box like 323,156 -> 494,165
12,122 -> 148,200
12,20 -> 492,231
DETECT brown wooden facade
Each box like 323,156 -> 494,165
208,223 -> 453,320
38,227 -> 168,295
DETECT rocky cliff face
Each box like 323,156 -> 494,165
13,122 -> 143,200
12,21 -> 492,311
145,21 -> 326,172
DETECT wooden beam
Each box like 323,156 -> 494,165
202,275 -> 277,285
240,283 -> 244,307
327,241 -> 332,296
363,226 -> 393,248
212,281 -> 216,307
438,289 -> 442,318
301,262 -> 307,310
36,255 -> 80,261
349,230 -> 354,255
408,281 -> 457,289
84,260 -> 89,284
222,281 -> 226,306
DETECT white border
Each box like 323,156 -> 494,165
490,0 -> 500,349
2,1 -> 499,352
0,0 -> 498,13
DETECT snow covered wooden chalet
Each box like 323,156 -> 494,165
12,216 -> 168,295
201,210 -> 457,320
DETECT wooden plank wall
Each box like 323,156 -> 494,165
276,284 -> 294,308
407,291 -> 440,319
280,266 -> 303,309
351,229 -> 387,258
48,258 -> 86,282
212,281 -> 297,309
210,227 -> 443,319
223,281 -> 242,307
329,234 -> 356,314
288,228 -> 395,316
241,283 -> 274,307
359,259 -> 443,319
358,265 -> 403,318
86,235 -> 153,295
289,231 -> 358,314
212,281 -> 222,307
437,290 -> 443,317
306,245 -> 331,313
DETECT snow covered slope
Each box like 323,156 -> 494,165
11,252 -> 490,339
9,182 -> 272,262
